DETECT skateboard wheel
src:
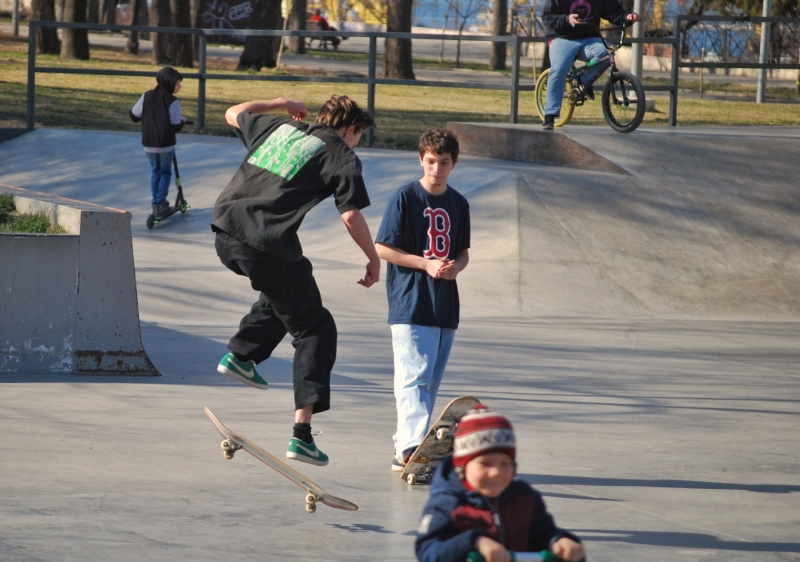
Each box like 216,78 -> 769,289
436,428 -> 448,440
306,493 -> 317,505
306,503 -> 316,513
406,473 -> 417,485
146,215 -> 155,229
221,439 -> 237,458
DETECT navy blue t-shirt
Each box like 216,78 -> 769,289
376,181 -> 470,329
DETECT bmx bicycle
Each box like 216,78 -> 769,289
534,25 -> 646,133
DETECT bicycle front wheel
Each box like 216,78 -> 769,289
601,71 -> 646,133
534,69 -> 574,127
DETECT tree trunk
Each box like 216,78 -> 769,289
31,0 -> 60,54
171,0 -> 193,67
151,0 -> 173,64
61,0 -> 91,60
489,0 -> 507,70
126,0 -> 146,54
384,0 -> 414,79
86,0 -> 99,24
101,0 -> 116,25
288,0 -> 306,54
237,0 -> 282,70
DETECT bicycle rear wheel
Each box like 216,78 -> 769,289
534,69 -> 574,127
601,71 -> 646,133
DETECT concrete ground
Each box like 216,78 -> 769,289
0,126 -> 799,562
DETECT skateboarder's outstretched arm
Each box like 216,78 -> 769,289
342,209 -> 381,288
225,98 -> 308,128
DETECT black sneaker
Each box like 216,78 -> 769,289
542,115 -> 555,130
584,84 -> 595,101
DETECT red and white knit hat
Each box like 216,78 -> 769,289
452,405 -> 516,470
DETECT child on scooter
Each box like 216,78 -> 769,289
130,66 -> 187,218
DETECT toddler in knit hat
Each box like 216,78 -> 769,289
415,405 -> 585,562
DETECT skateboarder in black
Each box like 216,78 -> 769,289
212,94 -> 379,467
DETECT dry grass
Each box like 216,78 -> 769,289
2,31 -> 799,149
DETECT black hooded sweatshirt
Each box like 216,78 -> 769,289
130,67 -> 185,149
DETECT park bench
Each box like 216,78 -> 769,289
305,20 -> 338,50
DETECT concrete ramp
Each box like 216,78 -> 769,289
447,125 -> 800,318
0,185 -> 158,375
448,122 -> 629,174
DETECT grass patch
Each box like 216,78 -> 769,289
1,30 -> 799,148
0,192 -> 67,233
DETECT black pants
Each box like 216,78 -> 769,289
215,232 -> 336,414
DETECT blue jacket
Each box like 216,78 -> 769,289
415,457 -> 581,562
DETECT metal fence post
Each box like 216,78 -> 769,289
198,32 -> 207,128
26,22 -> 36,131
669,18 -> 680,126
366,36 -> 377,146
756,5 -> 772,103
510,36 -> 520,124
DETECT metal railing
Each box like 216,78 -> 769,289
23,18 -> 800,133
669,15 -> 800,123
26,21 -> 546,137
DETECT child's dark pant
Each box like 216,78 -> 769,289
215,232 -> 336,414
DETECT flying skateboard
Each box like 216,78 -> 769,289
146,148 -> 191,229
204,407 -> 358,513
401,395 -> 481,485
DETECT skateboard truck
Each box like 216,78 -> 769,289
220,438 -> 242,459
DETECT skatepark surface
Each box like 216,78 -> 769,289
1,125 -> 799,561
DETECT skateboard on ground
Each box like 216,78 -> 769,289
146,150 -> 191,229
204,407 -> 358,513
401,395 -> 481,485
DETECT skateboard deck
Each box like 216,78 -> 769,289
204,407 -> 358,512
401,395 -> 481,485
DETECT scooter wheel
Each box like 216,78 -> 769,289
146,215 -> 155,229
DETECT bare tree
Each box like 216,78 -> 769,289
489,0 -> 508,70
151,0 -> 173,64
235,0 -> 283,70
31,0 -> 60,54
444,0 -> 488,67
125,0 -> 148,55
61,0 -> 91,60
288,0 -> 307,54
86,0 -> 99,23
100,0 -> 117,24
384,0 -> 414,78
171,0 -> 194,67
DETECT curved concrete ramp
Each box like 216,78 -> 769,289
448,122 -> 630,174
455,126 -> 800,318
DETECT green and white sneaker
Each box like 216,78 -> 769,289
217,353 -> 269,390
286,438 -> 329,466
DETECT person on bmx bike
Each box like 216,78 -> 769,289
541,0 -> 640,130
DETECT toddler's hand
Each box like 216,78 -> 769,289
552,537 -> 585,562
476,536 -> 511,562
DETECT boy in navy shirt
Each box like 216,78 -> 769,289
375,128 -> 470,471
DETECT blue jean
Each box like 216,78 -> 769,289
146,150 -> 174,204
391,324 -> 456,458
545,36 -> 609,117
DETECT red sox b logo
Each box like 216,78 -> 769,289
423,207 -> 451,259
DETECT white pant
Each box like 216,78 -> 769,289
391,324 -> 456,459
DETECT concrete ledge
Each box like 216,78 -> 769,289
447,122 -> 630,174
0,185 -> 158,375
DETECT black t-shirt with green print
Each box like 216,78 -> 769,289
211,111 -> 370,261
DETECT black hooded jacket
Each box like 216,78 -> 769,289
130,67 -> 184,149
